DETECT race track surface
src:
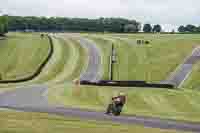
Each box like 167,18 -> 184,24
62,34 -> 102,82
77,37 -> 102,82
163,47 -> 200,87
0,85 -> 48,107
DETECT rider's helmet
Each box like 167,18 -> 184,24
119,92 -> 125,96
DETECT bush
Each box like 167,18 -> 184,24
145,40 -> 150,44
0,15 -> 8,36
0,24 -> 4,36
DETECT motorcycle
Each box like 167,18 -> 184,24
105,98 -> 123,116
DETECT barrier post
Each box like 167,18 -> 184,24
109,43 -> 116,80
73,79 -> 81,96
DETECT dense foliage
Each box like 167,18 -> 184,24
143,24 -> 162,33
143,24 -> 152,33
0,15 -> 8,36
178,25 -> 200,33
7,16 -> 141,33
152,25 -> 162,32
5,16 -> 200,34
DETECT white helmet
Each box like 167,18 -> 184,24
119,92 -> 125,96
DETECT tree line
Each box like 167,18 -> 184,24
0,15 -> 8,36
7,16 -> 141,33
3,15 -> 200,34
178,25 -> 200,33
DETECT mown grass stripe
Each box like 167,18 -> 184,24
0,34 -> 53,83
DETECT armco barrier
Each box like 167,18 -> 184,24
98,80 -> 147,86
0,35 -> 54,83
80,80 -> 175,89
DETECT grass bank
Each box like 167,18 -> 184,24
0,32 -> 50,80
0,34 -> 87,91
48,84 -> 200,122
86,34 -> 200,82
34,35 -> 87,84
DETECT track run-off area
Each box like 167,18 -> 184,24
1,33 -> 200,132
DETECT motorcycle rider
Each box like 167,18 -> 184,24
105,92 -> 126,115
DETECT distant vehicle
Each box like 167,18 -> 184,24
24,29 -> 35,32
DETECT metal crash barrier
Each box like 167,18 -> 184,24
80,80 -> 175,89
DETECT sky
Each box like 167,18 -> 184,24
1,0 -> 200,31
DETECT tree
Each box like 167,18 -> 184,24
143,24 -> 152,33
0,24 -> 4,35
0,15 -> 8,36
197,26 -> 200,32
177,25 -> 200,33
152,24 -> 162,33
124,24 -> 139,33
2,15 -> 8,33
178,25 -> 185,32
185,24 -> 196,32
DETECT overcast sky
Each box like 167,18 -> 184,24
1,0 -> 200,31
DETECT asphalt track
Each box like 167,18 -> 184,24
77,37 -> 102,82
0,36 -> 200,132
163,47 -> 200,87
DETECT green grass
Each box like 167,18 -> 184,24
33,36 -> 68,82
0,33 -> 87,91
60,37 -> 88,81
48,84 -> 200,122
0,32 -> 50,80
85,34 -> 200,82
0,110 -> 185,133
33,35 -> 87,84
